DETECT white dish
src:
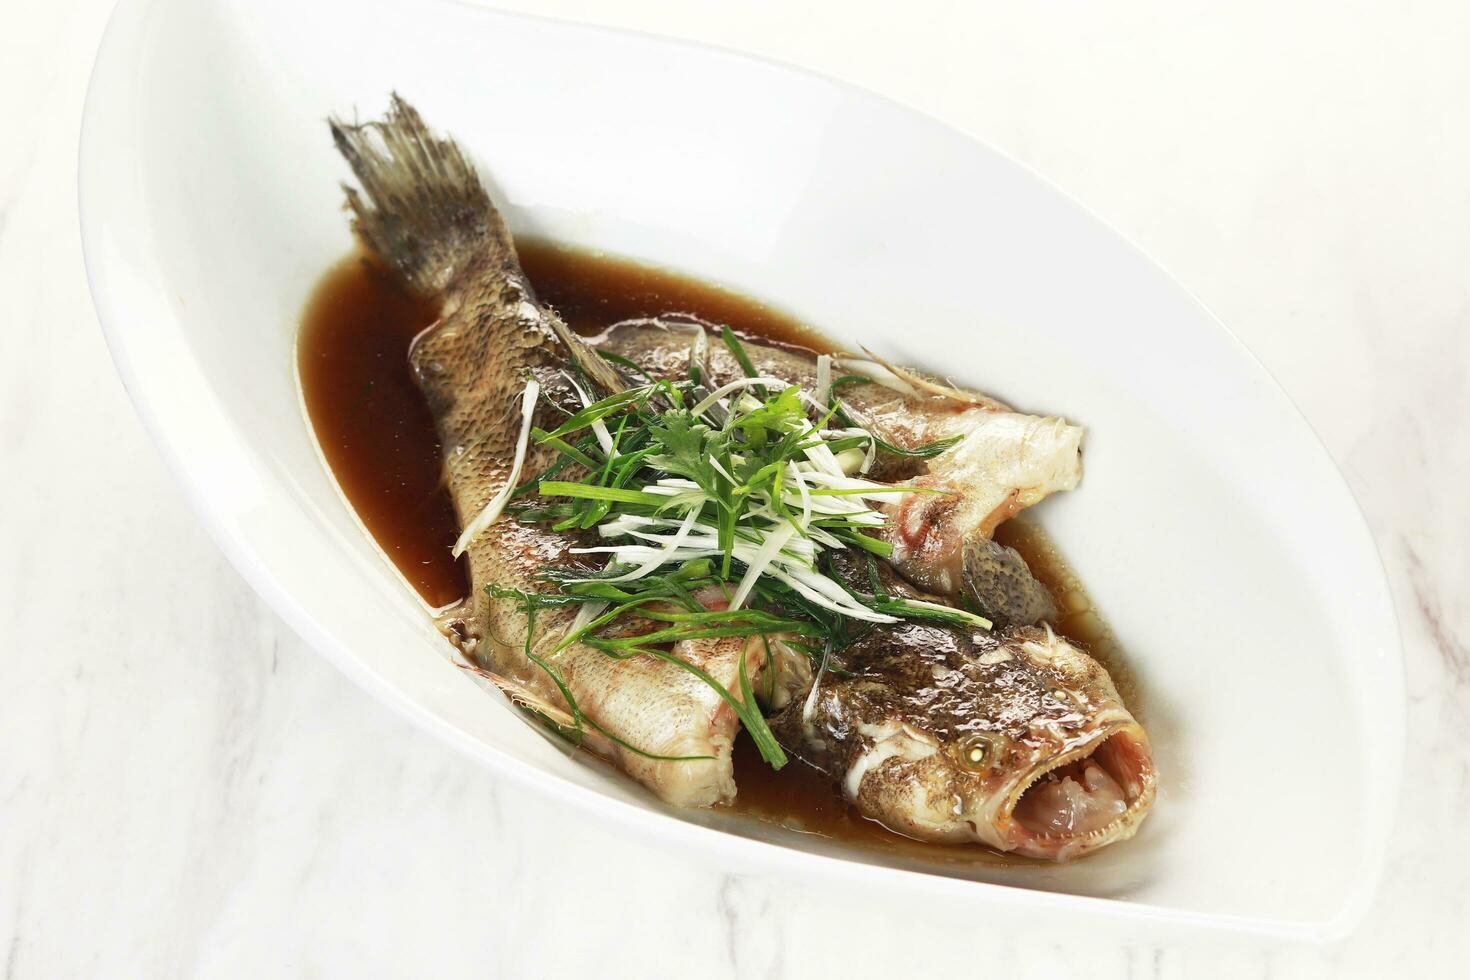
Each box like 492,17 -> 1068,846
80,0 -> 1402,940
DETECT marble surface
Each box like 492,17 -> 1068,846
2,0 -> 1466,975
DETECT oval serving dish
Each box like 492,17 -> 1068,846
80,0 -> 1402,940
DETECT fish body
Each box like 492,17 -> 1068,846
332,96 -> 762,806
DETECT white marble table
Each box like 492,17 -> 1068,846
3,0 -> 1466,975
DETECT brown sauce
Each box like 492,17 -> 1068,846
298,238 -> 1128,858
993,519 -> 1138,710
298,256 -> 465,608
518,240 -> 829,349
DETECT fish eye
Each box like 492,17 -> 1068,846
956,732 -> 1003,771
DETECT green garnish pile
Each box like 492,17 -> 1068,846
477,328 -> 984,767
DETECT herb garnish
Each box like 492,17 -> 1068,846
468,329 -> 987,767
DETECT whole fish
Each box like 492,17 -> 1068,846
595,319 -> 1080,628
330,98 -> 1156,858
332,96 -> 762,806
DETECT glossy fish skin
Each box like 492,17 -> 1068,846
767,620 -> 1155,860
331,97 -> 764,807
754,553 -> 1155,859
594,319 -> 1077,627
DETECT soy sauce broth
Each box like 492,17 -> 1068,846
298,255 -> 463,608
298,238 -> 1129,855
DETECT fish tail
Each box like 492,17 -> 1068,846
329,93 -> 504,294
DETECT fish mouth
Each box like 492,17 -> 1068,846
1003,723 -> 1156,860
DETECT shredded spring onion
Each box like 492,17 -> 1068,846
690,376 -> 796,417
453,378 -> 541,557
478,334 -> 986,767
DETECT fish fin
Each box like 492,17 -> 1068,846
856,345 -> 1010,411
548,316 -> 627,395
432,601 -> 480,655
460,663 -> 579,730
960,535 -> 1058,629
329,93 -> 502,294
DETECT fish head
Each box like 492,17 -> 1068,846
810,623 -> 1156,861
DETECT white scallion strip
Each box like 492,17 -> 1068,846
597,504 -> 705,583
802,652 -> 830,727
567,375 -> 616,458
565,600 -> 608,641
707,456 -> 738,486
765,563 -> 898,622
690,326 -> 708,378
815,354 -> 832,412
802,439 -> 848,478
590,419 -> 614,457
568,524 -> 894,623
895,598 -> 993,630
691,376 -> 795,417
826,425 -> 878,474
833,448 -> 866,475
787,461 -> 812,530
806,526 -> 846,549
796,469 -> 914,498
452,379 -> 540,557
729,523 -> 797,611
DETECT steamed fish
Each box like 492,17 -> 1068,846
329,97 -> 1155,860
